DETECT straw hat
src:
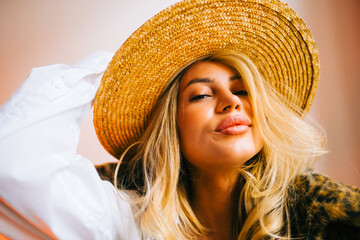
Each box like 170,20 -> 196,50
93,0 -> 319,159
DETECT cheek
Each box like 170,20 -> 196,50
178,107 -> 203,140
177,104 -> 213,153
242,98 -> 253,117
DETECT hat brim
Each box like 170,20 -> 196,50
94,0 -> 319,159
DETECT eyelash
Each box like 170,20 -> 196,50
190,90 -> 248,101
190,94 -> 211,101
234,90 -> 248,96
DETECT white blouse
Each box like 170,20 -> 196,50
0,52 -> 144,239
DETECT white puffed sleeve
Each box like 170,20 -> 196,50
0,52 -> 143,240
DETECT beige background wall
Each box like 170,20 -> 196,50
0,0 -> 359,187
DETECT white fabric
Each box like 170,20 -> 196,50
0,52 -> 144,239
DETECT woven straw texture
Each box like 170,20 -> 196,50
93,0 -> 319,159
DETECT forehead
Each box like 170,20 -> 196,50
184,61 -> 235,77
180,61 -> 240,88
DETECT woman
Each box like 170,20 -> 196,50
96,51 -> 359,239
0,0 -> 359,239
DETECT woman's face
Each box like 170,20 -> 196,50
177,61 -> 263,174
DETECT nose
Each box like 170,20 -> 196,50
216,90 -> 243,113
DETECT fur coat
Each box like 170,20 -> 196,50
287,170 -> 360,239
96,164 -> 360,239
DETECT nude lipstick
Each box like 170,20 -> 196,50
215,115 -> 251,135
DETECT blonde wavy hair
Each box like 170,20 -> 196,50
114,51 -> 327,239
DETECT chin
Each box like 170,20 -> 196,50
223,149 -> 258,166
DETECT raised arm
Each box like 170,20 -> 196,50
0,52 -> 142,239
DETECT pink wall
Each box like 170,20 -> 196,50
301,0 -> 360,187
1,0 -> 359,187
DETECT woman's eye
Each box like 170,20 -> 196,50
234,90 -> 248,96
190,94 -> 211,101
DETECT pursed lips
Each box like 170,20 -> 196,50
215,115 -> 251,135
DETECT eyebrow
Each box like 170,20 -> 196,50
184,78 -> 213,89
230,75 -> 241,81
183,74 -> 242,90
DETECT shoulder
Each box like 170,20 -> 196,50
288,169 -> 360,239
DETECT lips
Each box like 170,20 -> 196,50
215,115 -> 251,135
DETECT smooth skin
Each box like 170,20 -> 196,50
177,61 -> 263,239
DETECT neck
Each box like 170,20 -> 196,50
191,171 -> 240,240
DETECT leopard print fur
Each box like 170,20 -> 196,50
288,170 -> 360,239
